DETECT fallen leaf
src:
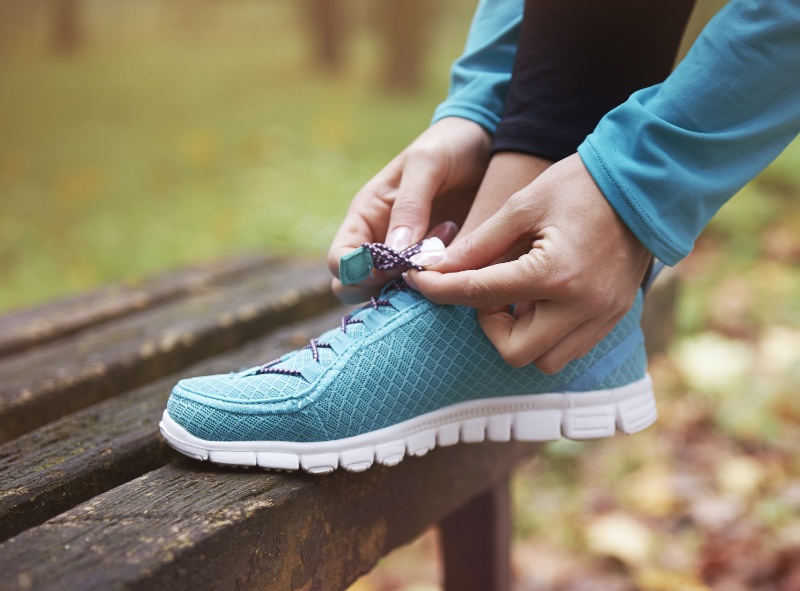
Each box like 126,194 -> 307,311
716,456 -> 766,499
623,465 -> 678,518
757,326 -> 800,376
585,512 -> 653,566
689,495 -> 745,531
708,277 -> 754,337
635,567 -> 711,591
345,578 -> 377,591
761,222 -> 800,264
672,333 -> 752,395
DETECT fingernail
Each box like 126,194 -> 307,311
429,221 -> 459,245
409,237 -> 446,267
402,271 -> 419,290
387,227 -> 412,251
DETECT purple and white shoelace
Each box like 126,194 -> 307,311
257,241 -> 420,376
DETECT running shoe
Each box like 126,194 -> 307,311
160,271 -> 656,474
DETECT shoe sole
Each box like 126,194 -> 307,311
160,375 -> 656,475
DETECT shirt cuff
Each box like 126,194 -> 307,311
431,102 -> 501,135
578,138 -> 688,266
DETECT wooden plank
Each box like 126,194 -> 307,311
0,307 -> 348,543
1,444 -> 540,591
0,270 -> 679,543
0,255 -> 272,358
0,261 -> 336,443
440,476 -> 512,591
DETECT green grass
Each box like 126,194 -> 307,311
0,0 -> 471,312
1,0 -> 799,330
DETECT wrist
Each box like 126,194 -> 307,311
431,117 -> 491,146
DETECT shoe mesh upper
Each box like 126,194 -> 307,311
167,285 -> 646,442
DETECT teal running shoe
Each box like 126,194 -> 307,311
160,278 -> 657,474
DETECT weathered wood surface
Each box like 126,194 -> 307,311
0,308 -> 347,543
2,443 -> 539,591
0,259 -> 679,591
0,260 -> 336,443
441,477 -> 512,591
0,255 -> 271,358
0,270 -> 676,544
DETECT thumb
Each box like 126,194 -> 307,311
429,194 -> 535,273
386,154 -> 448,251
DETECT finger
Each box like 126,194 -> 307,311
534,315 -> 611,374
513,300 -> 535,320
410,254 -> 556,309
386,155 -> 449,250
332,222 -> 461,304
338,220 -> 457,290
427,220 -> 459,246
428,193 -> 539,273
327,166 -> 402,278
576,308 -> 628,358
574,286 -> 639,358
457,152 -> 551,237
478,300 -> 587,368
429,185 -> 475,232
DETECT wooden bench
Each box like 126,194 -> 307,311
0,255 -> 676,591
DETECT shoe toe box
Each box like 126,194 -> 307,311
166,374 -> 328,442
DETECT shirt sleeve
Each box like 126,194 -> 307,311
578,0 -> 800,266
431,0 -> 524,134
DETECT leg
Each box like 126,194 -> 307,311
460,0 -> 697,237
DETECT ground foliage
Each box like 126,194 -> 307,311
1,2 -> 798,590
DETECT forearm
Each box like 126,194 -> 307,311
579,0 -> 800,265
432,0 -> 523,134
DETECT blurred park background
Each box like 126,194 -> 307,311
1,1 -> 799,589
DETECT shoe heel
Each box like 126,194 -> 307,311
616,390 -> 659,434
562,405 -> 616,439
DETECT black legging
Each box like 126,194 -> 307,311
492,0 -> 697,161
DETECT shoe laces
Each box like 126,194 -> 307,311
258,241 -> 421,377
364,241 -> 424,272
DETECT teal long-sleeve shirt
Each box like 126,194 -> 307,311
433,0 -> 800,266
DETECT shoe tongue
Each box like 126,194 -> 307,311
255,287 -> 412,375
255,290 -> 410,371
380,279 -> 410,301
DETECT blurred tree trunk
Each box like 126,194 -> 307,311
51,0 -> 81,55
306,0 -> 345,72
376,0 -> 427,93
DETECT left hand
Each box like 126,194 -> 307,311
408,153 -> 652,374
327,118 -> 491,304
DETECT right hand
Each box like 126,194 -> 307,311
327,117 -> 492,304
408,153 -> 652,373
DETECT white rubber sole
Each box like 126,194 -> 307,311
159,375 -> 657,475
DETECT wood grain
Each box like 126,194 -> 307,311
0,255 -> 272,358
0,259 -> 679,591
0,308 -> 348,543
1,443 -> 540,591
0,261 -> 336,443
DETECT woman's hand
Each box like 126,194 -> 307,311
409,153 -> 652,374
327,117 -> 492,304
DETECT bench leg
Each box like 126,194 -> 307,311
439,473 -> 512,591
